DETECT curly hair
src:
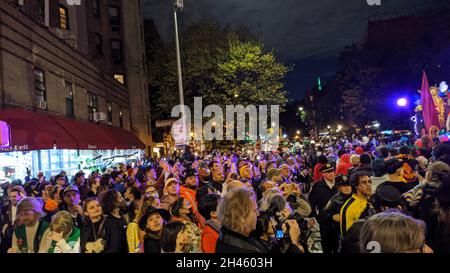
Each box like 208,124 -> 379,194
99,189 -> 119,216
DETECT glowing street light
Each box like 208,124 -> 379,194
327,125 -> 331,129
296,130 -> 300,135
299,107 -> 304,111
397,98 -> 408,107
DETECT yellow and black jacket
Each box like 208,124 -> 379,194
340,194 -> 376,237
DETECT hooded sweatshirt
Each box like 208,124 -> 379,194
336,154 -> 352,176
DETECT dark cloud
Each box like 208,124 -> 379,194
141,0 -> 442,99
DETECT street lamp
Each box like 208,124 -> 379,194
327,125 -> 331,129
173,0 -> 185,146
299,107 -> 304,111
296,130 -> 300,135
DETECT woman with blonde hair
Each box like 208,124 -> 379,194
359,210 -> 433,253
46,211 -> 80,253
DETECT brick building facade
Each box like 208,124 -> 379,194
0,0 -> 152,154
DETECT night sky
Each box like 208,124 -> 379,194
141,0 -> 444,101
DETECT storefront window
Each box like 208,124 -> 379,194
1,148 -> 144,184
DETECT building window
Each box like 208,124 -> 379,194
59,5 -> 69,30
114,74 -> 124,85
34,67 -> 46,104
93,0 -> 100,18
119,109 -> 123,128
107,102 -> 113,123
111,40 -> 123,65
16,0 -> 26,12
95,33 -> 103,56
109,6 -> 120,32
65,81 -> 74,117
87,93 -> 98,121
37,0 -> 45,25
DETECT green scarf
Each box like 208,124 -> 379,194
15,220 -> 49,253
48,227 -> 81,253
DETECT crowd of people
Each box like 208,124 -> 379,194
1,132 -> 450,254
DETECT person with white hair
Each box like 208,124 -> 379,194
8,197 -> 51,253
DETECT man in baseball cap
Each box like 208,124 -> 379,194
160,177 -> 180,211
60,185 -> 83,228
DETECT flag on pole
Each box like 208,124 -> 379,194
420,71 -> 440,131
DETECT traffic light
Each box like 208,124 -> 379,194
317,76 -> 322,91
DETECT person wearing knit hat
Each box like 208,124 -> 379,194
160,178 -> 180,211
371,158 -> 388,195
8,197 -> 51,253
355,146 -> 364,155
372,184 -> 403,212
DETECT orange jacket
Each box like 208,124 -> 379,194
180,186 -> 205,229
201,223 -> 219,253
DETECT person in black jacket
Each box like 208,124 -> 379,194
308,164 -> 338,253
80,197 -> 126,253
99,189 -> 128,252
139,206 -> 170,253
216,188 -> 302,253
435,176 -> 450,254
308,164 -> 338,218
321,175 -> 352,253
0,186 -> 26,253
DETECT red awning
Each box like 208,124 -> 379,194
0,108 -> 145,152
53,116 -> 117,150
101,125 -> 146,150
0,108 -> 78,151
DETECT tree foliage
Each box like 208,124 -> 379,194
147,20 -> 291,124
